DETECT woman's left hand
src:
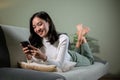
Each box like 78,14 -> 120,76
28,45 -> 47,61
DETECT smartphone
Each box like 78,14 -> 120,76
20,41 -> 30,47
20,41 -> 32,54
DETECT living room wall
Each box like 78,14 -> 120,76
0,0 -> 120,75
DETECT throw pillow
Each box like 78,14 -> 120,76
19,62 -> 57,72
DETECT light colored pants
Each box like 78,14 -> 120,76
68,43 -> 94,67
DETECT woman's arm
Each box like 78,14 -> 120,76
27,34 -> 70,68
46,34 -> 70,68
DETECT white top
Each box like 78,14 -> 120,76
31,34 -> 76,72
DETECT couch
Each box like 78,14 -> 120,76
0,24 -> 109,80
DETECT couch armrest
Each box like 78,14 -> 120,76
0,25 -> 10,67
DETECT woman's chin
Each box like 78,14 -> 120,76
39,34 -> 46,38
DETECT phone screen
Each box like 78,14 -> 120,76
20,41 -> 30,47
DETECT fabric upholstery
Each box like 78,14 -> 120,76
0,68 -> 66,80
0,26 -> 10,67
0,24 -> 109,80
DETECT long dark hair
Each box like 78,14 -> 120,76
29,11 -> 59,48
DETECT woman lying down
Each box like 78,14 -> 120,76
19,11 -> 94,72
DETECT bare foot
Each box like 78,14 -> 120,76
76,24 -> 83,32
75,24 -> 89,48
82,27 -> 90,36
76,24 -> 83,41
75,24 -> 83,48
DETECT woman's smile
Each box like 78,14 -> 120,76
38,29 -> 45,36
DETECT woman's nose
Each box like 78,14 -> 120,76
36,27 -> 41,32
37,26 -> 43,32
34,26 -> 40,32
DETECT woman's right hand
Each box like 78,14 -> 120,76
22,47 -> 31,54
22,46 -> 32,60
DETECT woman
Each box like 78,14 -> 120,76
22,11 -> 94,72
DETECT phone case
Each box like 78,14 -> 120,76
20,41 -> 30,47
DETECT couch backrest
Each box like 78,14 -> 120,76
0,24 -> 30,67
0,26 -> 10,67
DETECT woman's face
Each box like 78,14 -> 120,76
32,17 -> 49,38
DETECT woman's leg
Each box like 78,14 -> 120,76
75,24 -> 89,48
80,37 -> 94,64
75,24 -> 94,64
75,24 -> 83,48
68,50 -> 91,66
69,24 -> 94,66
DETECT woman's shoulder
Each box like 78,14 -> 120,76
59,33 -> 69,39
58,33 -> 69,42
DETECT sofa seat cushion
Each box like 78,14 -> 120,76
0,68 -> 66,80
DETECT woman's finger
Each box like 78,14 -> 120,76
22,47 -> 28,51
24,49 -> 30,54
22,47 -> 31,54
30,50 -> 37,55
28,45 -> 37,50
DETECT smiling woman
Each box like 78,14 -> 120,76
1,0 -> 119,79
20,11 -> 94,72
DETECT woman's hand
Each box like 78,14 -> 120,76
21,46 -> 32,60
28,45 -> 47,61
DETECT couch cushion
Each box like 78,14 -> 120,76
0,26 -> 10,67
0,68 -> 66,80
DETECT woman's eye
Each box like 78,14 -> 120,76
33,26 -> 36,29
37,22 -> 42,26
